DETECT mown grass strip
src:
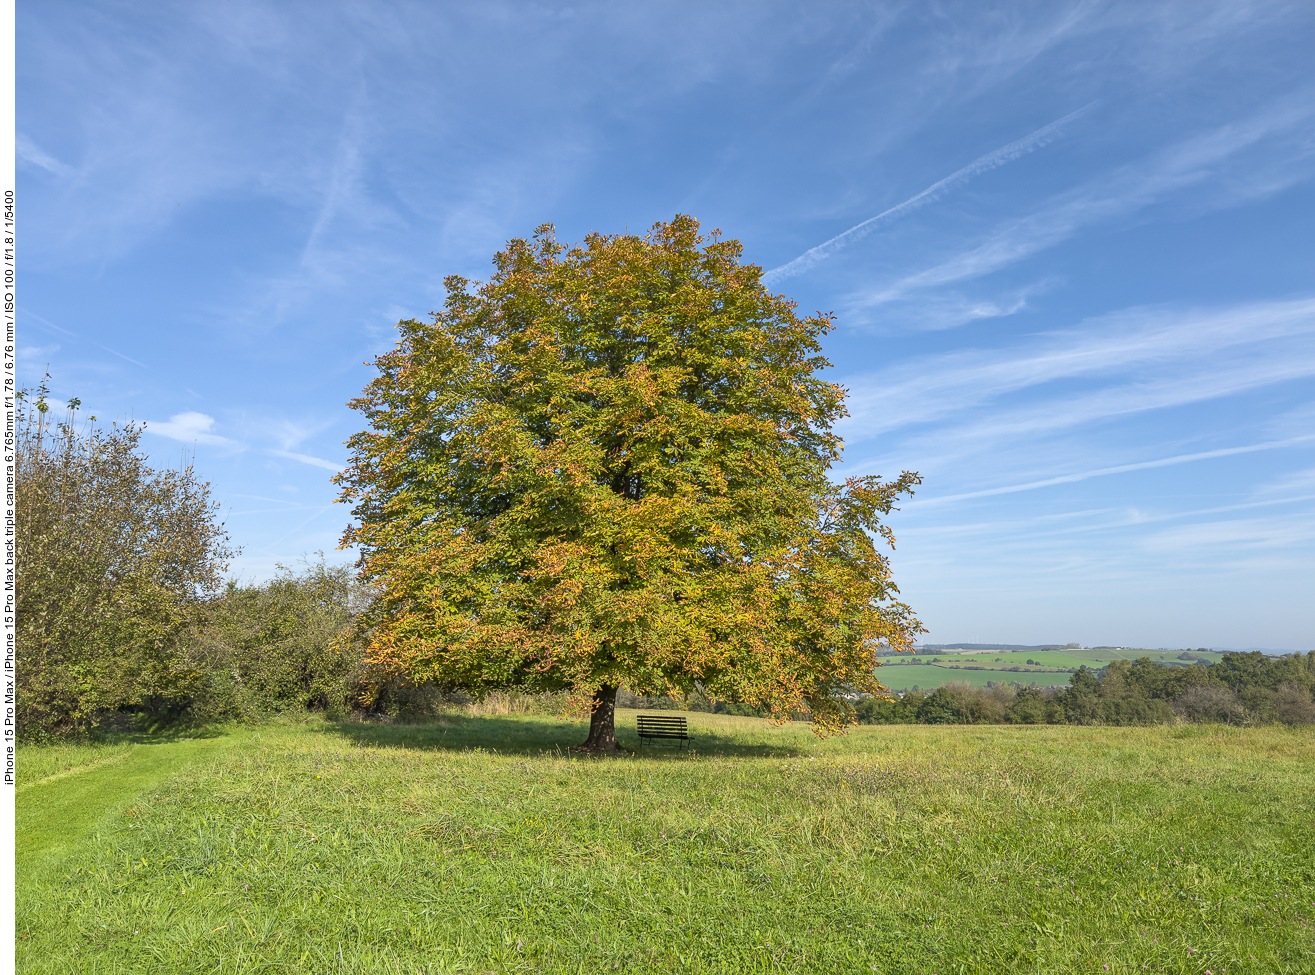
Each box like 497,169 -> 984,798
17,740 -> 138,787
17,731 -> 244,865
18,749 -> 135,793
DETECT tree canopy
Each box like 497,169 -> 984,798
336,216 -> 920,750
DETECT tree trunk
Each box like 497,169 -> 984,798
577,684 -> 620,754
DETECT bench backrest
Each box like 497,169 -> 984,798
636,715 -> 688,735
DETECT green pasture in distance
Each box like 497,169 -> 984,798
918,648 -> 1228,669
16,712 -> 1315,974
956,649 -> 1110,667
875,664 -> 1070,691
877,647 -> 1232,692
902,649 -> 1106,670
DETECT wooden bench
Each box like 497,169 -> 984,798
636,714 -> 691,751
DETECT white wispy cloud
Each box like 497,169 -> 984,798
839,296 -> 1315,443
16,134 -> 77,177
1068,496 -> 1315,539
97,345 -> 148,368
268,449 -> 344,472
22,307 -> 149,368
146,412 -> 244,449
260,416 -> 339,453
854,280 -> 1056,333
1263,401 -> 1315,441
898,495 -> 1315,545
18,344 -> 61,361
1252,467 -> 1315,498
1142,512 -> 1315,554
853,94 -> 1315,306
298,84 -> 393,272
763,104 -> 1095,285
895,504 -> 1315,605
935,354 -> 1315,449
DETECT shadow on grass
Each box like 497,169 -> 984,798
317,712 -> 814,759
320,714 -> 590,757
19,723 -> 235,750
96,725 -> 234,746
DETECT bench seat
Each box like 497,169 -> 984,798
636,714 -> 691,750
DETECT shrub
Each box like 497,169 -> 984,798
1240,686 -> 1278,724
1174,685 -> 1247,726
855,691 -> 924,724
196,558 -> 372,719
365,678 -> 461,720
16,383 -> 233,737
1101,695 -> 1176,726
1274,683 -> 1315,725
936,681 -> 1006,723
1008,687 -> 1048,724
917,688 -> 960,724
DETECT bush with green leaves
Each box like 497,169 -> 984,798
1007,686 -> 1048,724
854,689 -> 925,724
197,559 -> 372,719
1173,685 -> 1247,726
16,383 -> 233,737
1274,683 -> 1315,725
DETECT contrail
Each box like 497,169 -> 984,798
22,306 -> 149,368
762,103 -> 1096,285
260,504 -> 338,553
908,434 -> 1315,508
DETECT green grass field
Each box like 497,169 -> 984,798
918,649 -> 1227,669
18,712 -> 1315,974
875,663 -> 1072,691
877,648 -> 1229,692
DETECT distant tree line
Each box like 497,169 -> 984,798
857,654 -> 1315,727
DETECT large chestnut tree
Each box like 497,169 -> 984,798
336,217 -> 920,752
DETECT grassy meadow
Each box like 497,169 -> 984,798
17,711 -> 1315,974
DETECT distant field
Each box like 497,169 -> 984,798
16,713 -> 1315,974
878,647 -> 1230,691
926,648 -> 1228,667
876,664 -> 1070,691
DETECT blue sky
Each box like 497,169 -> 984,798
17,1 -> 1315,649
